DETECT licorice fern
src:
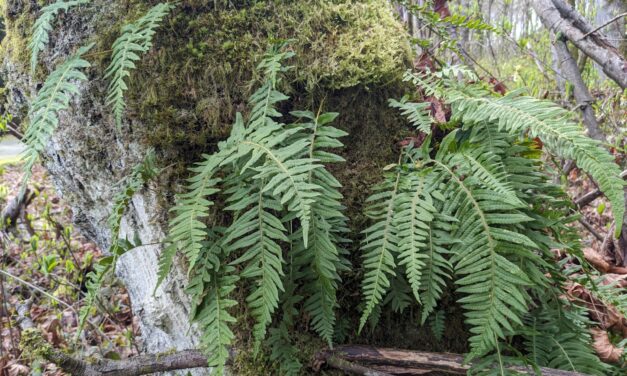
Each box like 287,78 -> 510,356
29,0 -> 90,73
21,43 -> 93,189
157,44 -> 347,367
406,70 -> 626,236
105,2 -> 175,127
359,66 -> 624,370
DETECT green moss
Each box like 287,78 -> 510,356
0,0 -> 37,66
100,0 -> 413,179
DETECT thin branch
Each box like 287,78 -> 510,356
0,269 -> 77,314
579,12 -> 627,40
575,170 -> 627,208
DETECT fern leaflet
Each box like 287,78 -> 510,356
29,0 -> 90,72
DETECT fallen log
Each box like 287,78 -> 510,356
21,339 -> 595,376
322,345 -> 591,376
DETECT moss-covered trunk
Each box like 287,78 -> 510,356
0,0 -> 425,372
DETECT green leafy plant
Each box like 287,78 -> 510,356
356,67 -> 624,372
105,2 -> 175,127
29,0 -> 90,73
157,45 -> 348,372
21,43 -> 93,188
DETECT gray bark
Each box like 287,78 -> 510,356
531,0 -> 627,89
553,36 -> 605,141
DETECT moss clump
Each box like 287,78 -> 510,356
103,0 -> 413,178
0,0 -> 38,66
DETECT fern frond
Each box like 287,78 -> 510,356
156,151 -> 224,289
522,303 -> 609,374
432,151 -> 535,359
395,173 -> 435,302
22,43 -> 93,188
105,2 -> 175,127
268,277 -> 304,376
429,309 -> 445,341
224,187 -> 287,348
29,0 -> 90,72
291,110 -> 348,346
195,267 -> 238,372
358,170 -> 402,332
446,88 -> 625,236
388,96 -> 433,134
419,215 -> 455,324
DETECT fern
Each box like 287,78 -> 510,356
389,96 -> 433,134
290,110 -> 348,346
522,303 -> 609,374
429,309 -> 445,341
105,2 -> 175,128
158,44 -> 346,366
22,43 -> 93,189
194,266 -> 238,373
358,169 -> 402,332
29,0 -> 90,73
408,70 -> 625,236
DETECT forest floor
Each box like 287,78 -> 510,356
0,157 -> 624,375
0,163 -> 139,376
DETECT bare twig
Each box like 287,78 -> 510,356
575,170 -> 627,208
0,269 -> 76,314
579,12 -> 627,40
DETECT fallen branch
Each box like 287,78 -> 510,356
321,345 -> 591,376
22,340 -> 597,376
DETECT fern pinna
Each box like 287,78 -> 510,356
358,67 -> 624,374
29,0 -> 90,73
157,45 -> 348,373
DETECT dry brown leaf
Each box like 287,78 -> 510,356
590,328 -> 623,363
583,247 -> 627,274
6,361 -> 29,376
565,282 -> 627,337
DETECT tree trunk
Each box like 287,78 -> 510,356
0,0 -> 413,373
531,0 -> 627,89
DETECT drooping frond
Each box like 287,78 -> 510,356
436,84 -> 625,236
268,275 -> 304,376
418,215 -> 455,324
431,143 -> 536,359
290,110 -> 349,346
156,150 -> 224,288
388,96 -> 433,134
225,189 -> 287,347
105,2 -> 175,127
395,172 -> 436,302
22,43 -> 93,189
358,170 -> 402,332
194,267 -> 238,373
522,303 -> 609,375
29,0 -> 90,72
